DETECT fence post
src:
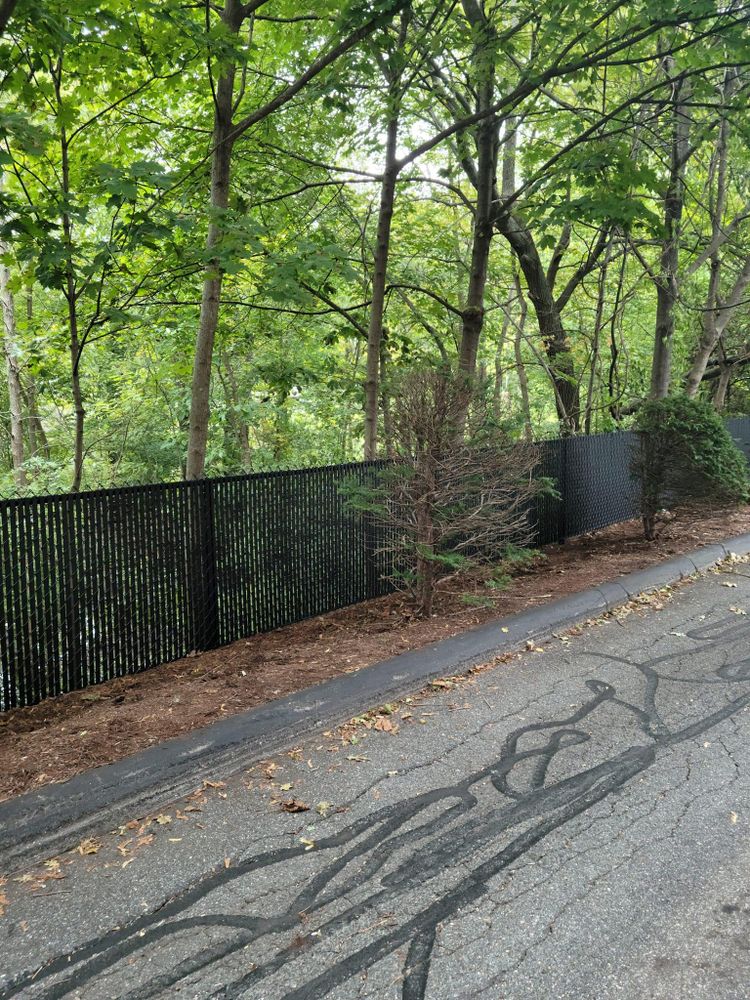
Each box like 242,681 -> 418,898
362,464 -> 381,598
557,436 -> 569,544
190,479 -> 220,651
62,495 -> 84,691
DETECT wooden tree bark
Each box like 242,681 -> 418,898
650,68 -> 691,399
493,121 -> 609,432
512,275 -> 533,442
363,5 -> 409,461
685,72 -> 748,398
185,0 -> 242,481
686,253 -> 750,398
457,0 -> 497,377
584,238 -> 613,433
51,59 -> 86,491
494,211 -> 581,431
713,359 -> 731,410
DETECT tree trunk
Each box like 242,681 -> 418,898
494,120 -> 583,431
0,246 -> 26,487
686,253 -> 750,398
457,2 -> 497,376
364,113 -> 400,459
512,277 -> 532,442
713,362 -> 731,410
185,1 -> 241,480
584,238 -> 612,433
495,211 -> 580,430
363,8 -> 409,459
650,70 -> 691,399
492,304 -> 511,420
608,247 -> 628,421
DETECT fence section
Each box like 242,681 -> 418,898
1,427 -> 748,710
728,416 -> 750,462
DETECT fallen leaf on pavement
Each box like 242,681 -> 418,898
77,838 -> 101,856
280,799 -> 310,813
373,717 -> 398,734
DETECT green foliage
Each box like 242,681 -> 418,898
634,396 -> 750,540
0,0 -> 749,496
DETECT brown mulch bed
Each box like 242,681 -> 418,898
2,506 -> 749,803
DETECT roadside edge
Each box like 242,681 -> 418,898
2,531 -> 749,872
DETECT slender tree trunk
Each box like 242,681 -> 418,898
686,253 -> 750,398
364,113 -> 400,458
496,212 -> 580,430
713,362 -> 731,410
185,1 -> 241,480
494,119 -> 584,431
52,58 -> 86,492
512,276 -> 532,442
0,245 -> 26,486
584,239 -> 612,433
185,2 -> 400,476
61,166 -> 85,491
608,246 -> 628,421
493,305 -> 511,420
363,8 -> 409,459
458,1 -> 497,376
650,69 -> 690,399
23,380 -> 49,459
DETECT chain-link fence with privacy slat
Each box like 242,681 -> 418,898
2,420 -> 749,711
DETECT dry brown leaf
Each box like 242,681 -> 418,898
77,838 -> 101,856
280,799 -> 310,814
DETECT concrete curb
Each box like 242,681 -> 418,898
2,530 -> 749,872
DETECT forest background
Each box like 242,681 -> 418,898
1,0 -> 750,496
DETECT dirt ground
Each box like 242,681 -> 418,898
2,506 -> 749,803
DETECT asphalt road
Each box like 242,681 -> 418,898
2,560 -> 750,1000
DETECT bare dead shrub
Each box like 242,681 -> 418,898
347,369 -> 545,616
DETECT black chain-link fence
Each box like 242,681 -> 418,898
2,420 -> 749,711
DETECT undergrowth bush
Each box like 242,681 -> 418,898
634,395 -> 749,540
